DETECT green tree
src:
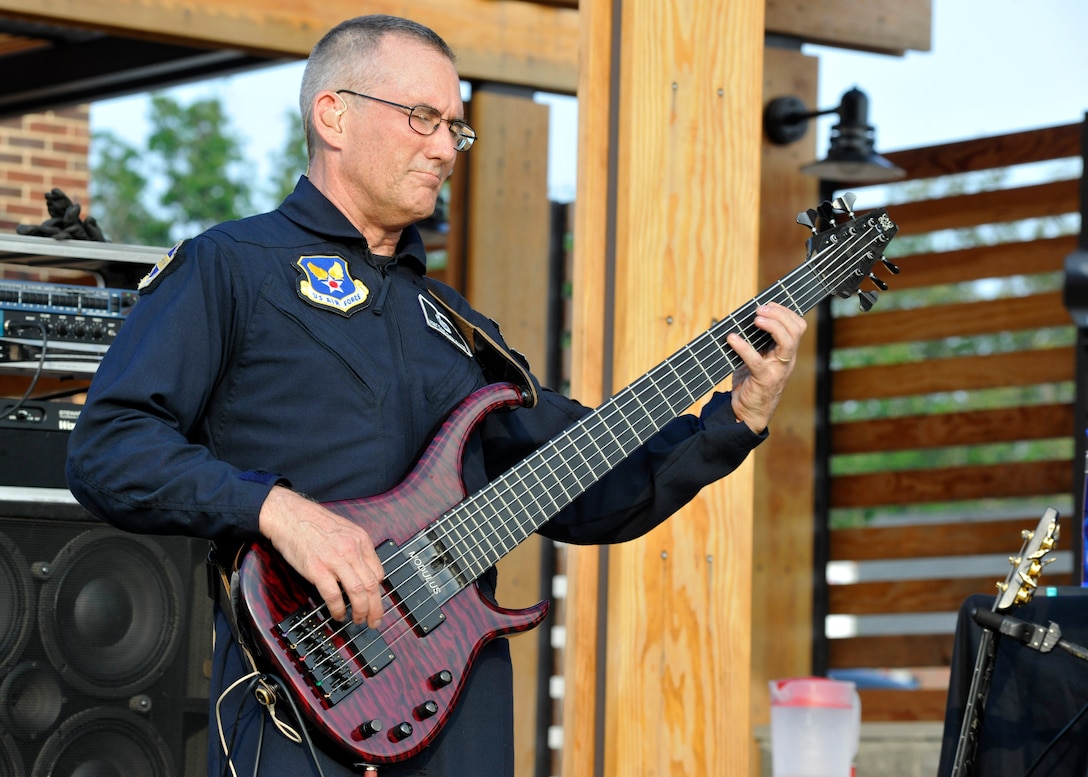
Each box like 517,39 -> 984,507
89,131 -> 173,245
91,92 -> 309,245
266,109 -> 308,205
147,94 -> 252,236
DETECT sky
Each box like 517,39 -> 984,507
90,1 -> 1088,205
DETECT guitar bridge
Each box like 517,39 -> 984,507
278,608 -> 394,705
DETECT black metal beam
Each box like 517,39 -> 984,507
0,35 -> 277,117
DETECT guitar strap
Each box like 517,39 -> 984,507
207,544 -> 260,667
424,281 -> 539,408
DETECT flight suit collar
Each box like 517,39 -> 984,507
278,175 -> 428,275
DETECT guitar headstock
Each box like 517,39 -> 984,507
993,507 -> 1060,612
799,192 -> 899,312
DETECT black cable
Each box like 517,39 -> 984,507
1,320 -> 48,421
262,673 -> 329,777
222,676 -> 262,777
252,706 -> 265,777
1022,699 -> 1088,777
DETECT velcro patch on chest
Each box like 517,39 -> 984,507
295,255 -> 370,316
418,293 -> 472,357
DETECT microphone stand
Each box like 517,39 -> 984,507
971,608 -> 1088,777
971,608 -> 1088,664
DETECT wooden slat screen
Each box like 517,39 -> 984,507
819,120 -> 1084,723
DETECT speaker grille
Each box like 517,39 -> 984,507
30,707 -> 174,777
38,529 -> 185,697
0,532 -> 33,676
0,514 -> 210,777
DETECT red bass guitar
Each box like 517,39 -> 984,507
234,195 -> 899,764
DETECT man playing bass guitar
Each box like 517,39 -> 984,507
66,14 -> 808,776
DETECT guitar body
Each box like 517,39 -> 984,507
236,382 -> 549,764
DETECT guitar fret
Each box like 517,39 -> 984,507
774,279 -> 803,313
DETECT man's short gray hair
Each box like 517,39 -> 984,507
299,15 -> 456,163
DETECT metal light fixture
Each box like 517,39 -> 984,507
764,87 -> 906,183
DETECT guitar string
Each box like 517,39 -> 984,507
410,216 -> 893,586
292,215 -> 893,694
289,215 -> 893,695
292,213 -> 895,695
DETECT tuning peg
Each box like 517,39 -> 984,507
833,192 -> 857,216
817,200 -> 837,225
796,210 -> 817,233
858,289 -> 878,311
869,273 -> 888,291
881,258 -> 900,275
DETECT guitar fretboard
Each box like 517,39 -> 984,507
429,209 -> 894,584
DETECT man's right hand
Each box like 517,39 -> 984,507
258,485 -> 385,628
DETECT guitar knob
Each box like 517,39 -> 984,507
357,719 -> 383,739
390,722 -> 414,741
430,670 -> 453,689
416,700 -> 439,719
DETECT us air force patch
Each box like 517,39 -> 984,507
137,240 -> 185,293
295,255 -> 369,316
419,294 -> 472,357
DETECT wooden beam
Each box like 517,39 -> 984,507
750,45 -> 820,734
558,0 -> 614,766
765,0 -> 931,55
464,86 -> 554,777
831,403 -> 1075,454
830,347 -> 1076,402
0,0 -> 938,94
829,635 -> 954,670
0,0 -> 580,92
564,1 -> 766,775
833,291 -> 1071,348
884,122 -> 1081,177
831,516 -> 1080,561
886,237 -> 1074,291
831,459 -> 1073,509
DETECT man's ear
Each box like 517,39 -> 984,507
314,92 -> 347,145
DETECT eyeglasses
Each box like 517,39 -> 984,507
336,90 -> 477,152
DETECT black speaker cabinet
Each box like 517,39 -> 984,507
0,507 -> 211,777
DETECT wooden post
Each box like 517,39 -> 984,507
564,1 -> 766,774
463,85 -> 553,777
750,44 -> 821,771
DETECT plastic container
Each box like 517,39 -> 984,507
768,677 -> 860,777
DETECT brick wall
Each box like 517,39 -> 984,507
0,106 -> 90,234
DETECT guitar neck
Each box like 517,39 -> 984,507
424,206 -> 895,583
443,263 -> 827,581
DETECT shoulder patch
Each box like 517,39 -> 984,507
419,293 -> 472,357
295,255 -> 370,316
137,240 -> 185,293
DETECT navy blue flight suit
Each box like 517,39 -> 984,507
66,176 -> 766,776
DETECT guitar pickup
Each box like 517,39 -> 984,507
278,608 -> 394,705
377,539 -> 450,636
